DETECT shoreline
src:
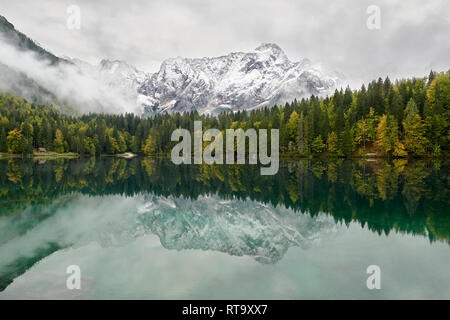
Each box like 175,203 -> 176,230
0,152 -> 79,160
0,152 -> 447,161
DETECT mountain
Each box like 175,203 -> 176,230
68,58 -> 149,113
0,62 -> 65,107
0,15 -> 144,114
0,15 -> 61,65
68,58 -> 148,93
136,194 -> 337,264
138,43 -> 339,115
0,15 -> 74,110
0,14 -> 340,115
0,192 -> 336,275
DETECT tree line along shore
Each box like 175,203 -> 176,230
0,70 -> 448,160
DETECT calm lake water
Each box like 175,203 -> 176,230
0,157 -> 448,299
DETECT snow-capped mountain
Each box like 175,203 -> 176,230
138,43 -> 339,115
0,14 -> 340,115
0,192 -> 336,274
136,194 -> 337,264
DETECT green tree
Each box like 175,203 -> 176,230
327,131 -> 339,155
7,129 -> 28,154
376,115 -> 405,157
311,135 -> 325,154
0,127 -> 7,152
366,107 -> 378,142
54,129 -> 65,153
341,122 -> 354,156
355,118 -> 369,150
297,113 -> 307,155
286,111 -> 299,141
403,99 -> 429,156
118,133 -> 127,153
105,135 -> 119,154
143,135 -> 157,155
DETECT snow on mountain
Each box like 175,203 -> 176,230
97,59 -> 148,89
1,14 -> 339,115
66,57 -> 149,97
68,58 -> 150,112
138,43 -> 340,115
136,194 -> 337,264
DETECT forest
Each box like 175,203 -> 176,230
1,157 -> 448,290
1,157 -> 448,244
0,70 -> 449,158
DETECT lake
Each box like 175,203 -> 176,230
0,157 -> 449,299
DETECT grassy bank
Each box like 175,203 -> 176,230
32,151 -> 79,159
0,153 -> 21,159
1,151 -> 79,160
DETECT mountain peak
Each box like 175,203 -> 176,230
0,14 -> 339,116
0,14 -> 17,35
0,15 -> 10,24
254,43 -> 284,54
253,43 -> 289,63
0,14 -> 61,65
139,44 -> 338,115
100,59 -> 131,69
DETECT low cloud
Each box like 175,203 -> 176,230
0,0 -> 448,88
0,38 -> 142,114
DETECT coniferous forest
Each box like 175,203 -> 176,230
1,70 -> 449,158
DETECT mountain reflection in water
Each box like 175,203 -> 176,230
0,157 -> 448,298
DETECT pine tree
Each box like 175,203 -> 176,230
355,118 -> 369,151
286,111 -> 300,141
311,135 -> 325,154
143,135 -> 157,155
0,127 -> 7,152
54,129 -> 65,153
376,115 -> 401,157
118,133 -> 127,153
105,135 -> 119,154
403,99 -> 429,156
327,131 -> 339,155
341,123 -> 354,156
297,113 -> 307,155
428,70 -> 435,83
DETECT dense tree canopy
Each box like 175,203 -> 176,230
0,70 -> 449,158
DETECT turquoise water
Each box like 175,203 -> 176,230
0,158 -> 449,299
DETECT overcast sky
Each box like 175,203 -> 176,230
0,0 -> 449,87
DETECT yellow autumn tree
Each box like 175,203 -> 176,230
143,135 -> 157,155
54,129 -> 65,153
403,98 -> 429,156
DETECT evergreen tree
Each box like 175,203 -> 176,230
0,127 -> 7,152
143,135 -> 157,155
403,99 -> 429,156
311,135 -> 325,154
54,129 -> 65,153
327,131 -> 339,155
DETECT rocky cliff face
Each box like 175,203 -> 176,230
138,43 -> 339,115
